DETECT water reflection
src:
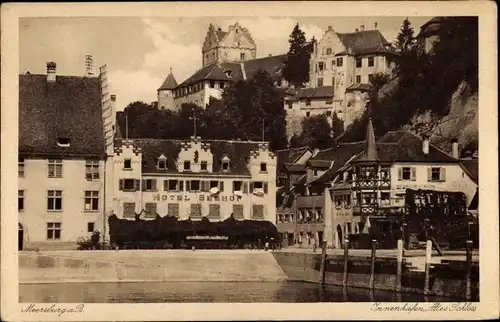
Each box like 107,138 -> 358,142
20,282 -> 454,303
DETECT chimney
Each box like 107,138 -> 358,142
374,22 -> 378,29
451,139 -> 459,158
422,136 -> 429,155
47,61 -> 56,83
360,25 -> 365,32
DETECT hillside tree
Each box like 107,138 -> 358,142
282,23 -> 313,88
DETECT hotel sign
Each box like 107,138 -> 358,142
152,194 -> 242,203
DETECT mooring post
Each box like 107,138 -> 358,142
343,238 -> 349,288
424,238 -> 432,295
319,239 -> 327,285
465,240 -> 473,301
396,238 -> 403,292
369,239 -> 376,289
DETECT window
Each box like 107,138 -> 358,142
190,180 -> 201,191
368,57 -> 374,67
190,204 -> 202,217
166,179 -> 179,191
429,167 -> 445,182
356,58 -> 362,68
326,111 -> 332,117
336,57 -> 343,67
168,203 -> 179,217
233,204 -> 244,219
123,202 -> 135,218
252,204 -> 264,219
306,111 -> 311,117
84,191 -> 99,211
48,159 -> 62,178
209,204 -> 221,218
19,157 -> 25,178
332,77 -> 335,86
345,194 -> 352,207
121,179 -> 137,191
368,74 -> 374,83
305,99 -> 311,106
356,75 -> 361,84
142,179 -> 156,191
145,203 -> 157,217
222,160 -> 230,171
332,59 -> 336,67
47,222 -> 61,240
399,167 -> 415,181
251,181 -> 268,194
260,162 -> 267,172
18,190 -> 24,211
318,62 -> 324,71
380,167 -> 390,180
287,102 -> 293,109
224,70 -> 232,78
57,138 -> 71,147
85,160 -> 99,180
157,159 -> 167,170
87,222 -> 95,233
47,190 -> 62,211
362,193 -> 375,205
335,196 -> 343,208
184,161 -> 191,171
380,192 -> 391,206
233,181 -> 243,192
240,53 -> 246,60
317,77 -> 323,87
326,48 -> 332,55
124,159 -> 132,169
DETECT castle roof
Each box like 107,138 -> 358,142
114,138 -> 265,176
158,71 -> 178,91
176,55 -> 287,88
19,73 -> 105,159
296,86 -> 336,99
346,83 -> 373,92
335,30 -> 396,56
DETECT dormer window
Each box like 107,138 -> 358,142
184,161 -> 191,171
224,70 -> 232,78
57,138 -> 71,147
221,156 -> 231,171
157,158 -> 167,170
201,161 -> 208,171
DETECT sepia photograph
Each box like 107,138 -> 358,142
1,1 -> 498,321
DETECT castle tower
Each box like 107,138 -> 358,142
201,22 -> 257,67
157,67 -> 178,110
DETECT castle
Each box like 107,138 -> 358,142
157,22 -> 288,111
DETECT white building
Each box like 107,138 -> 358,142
109,136 -> 277,224
18,62 -> 115,250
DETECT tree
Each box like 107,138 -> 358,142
298,114 -> 334,150
395,18 -> 416,55
282,23 -> 313,88
330,112 -> 345,139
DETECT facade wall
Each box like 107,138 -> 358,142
19,158 -> 106,249
174,81 -> 226,109
157,89 -> 176,111
112,141 -> 277,225
344,90 -> 370,128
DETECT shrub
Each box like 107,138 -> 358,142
77,230 -> 101,250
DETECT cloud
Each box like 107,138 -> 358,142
108,69 -> 163,111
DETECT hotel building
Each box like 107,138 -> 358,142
110,136 -> 277,224
18,62 -> 115,250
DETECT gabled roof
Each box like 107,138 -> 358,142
177,62 -> 244,88
216,29 -> 227,41
346,83 -> 373,92
283,163 -> 307,173
19,73 -> 105,158
115,138 -> 261,176
336,30 -> 395,56
158,71 -> 178,91
297,86 -> 335,99
307,159 -> 332,168
309,142 -> 365,185
243,54 -> 287,81
353,117 -> 378,163
460,158 -> 478,184
276,146 -> 311,164
351,130 -> 458,163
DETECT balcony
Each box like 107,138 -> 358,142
352,178 -> 391,190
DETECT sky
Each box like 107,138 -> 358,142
19,16 -> 431,111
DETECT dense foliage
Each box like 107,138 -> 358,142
341,17 -> 478,142
117,71 -> 288,150
282,23 -> 314,88
289,113 -> 344,149
76,231 -> 101,250
108,214 -> 279,249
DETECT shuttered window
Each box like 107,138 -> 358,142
208,204 -> 221,219
190,204 -> 202,218
398,167 -> 416,181
120,179 -> 140,191
252,204 -> 265,219
145,202 -> 157,218
428,167 -> 446,182
233,205 -> 244,219
123,202 -> 135,218
142,179 -> 157,191
167,203 -> 179,217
